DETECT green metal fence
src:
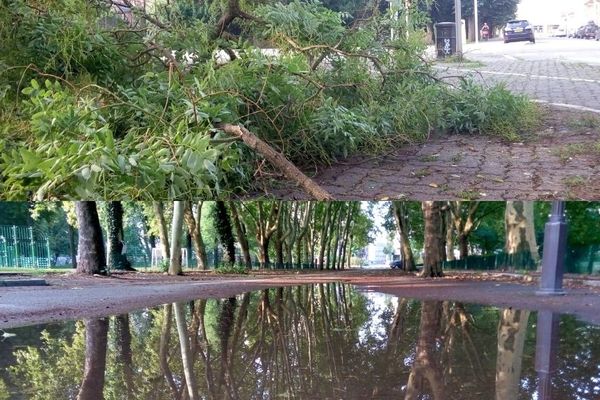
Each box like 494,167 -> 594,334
442,251 -> 538,271
0,225 -> 51,268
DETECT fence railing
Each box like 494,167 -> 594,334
0,225 -> 51,268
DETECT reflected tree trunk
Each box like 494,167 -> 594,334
159,304 -> 180,399
405,301 -> 445,400
75,201 -> 106,275
115,314 -> 135,399
77,318 -> 109,400
174,302 -> 199,400
217,297 -> 238,399
495,308 -> 530,400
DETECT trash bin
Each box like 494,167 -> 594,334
435,22 -> 457,59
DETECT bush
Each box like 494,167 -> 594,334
215,264 -> 248,274
442,80 -> 539,140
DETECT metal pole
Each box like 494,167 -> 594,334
474,0 -> 479,43
454,0 -> 463,58
537,201 -> 567,295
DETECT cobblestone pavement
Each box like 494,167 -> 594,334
435,38 -> 600,112
262,108 -> 600,200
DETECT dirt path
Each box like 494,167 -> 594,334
260,107 -> 600,200
2,270 -> 600,328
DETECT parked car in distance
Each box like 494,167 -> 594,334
583,22 -> 599,39
390,260 -> 403,269
503,20 -> 535,43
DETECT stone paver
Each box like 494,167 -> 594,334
263,107 -> 600,200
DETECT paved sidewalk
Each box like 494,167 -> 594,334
435,59 -> 600,112
263,107 -> 600,200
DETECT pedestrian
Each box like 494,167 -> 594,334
481,23 -> 490,40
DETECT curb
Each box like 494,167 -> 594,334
0,279 -> 47,287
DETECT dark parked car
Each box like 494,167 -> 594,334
583,22 -> 599,39
390,260 -> 403,269
503,19 -> 535,43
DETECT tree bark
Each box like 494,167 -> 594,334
392,202 -> 416,271
505,201 -> 540,269
169,201 -> 185,275
153,202 -> 170,263
184,201 -> 208,270
229,201 -> 252,268
106,201 -> 133,270
218,124 -> 333,200
77,318 -> 109,400
75,202 -> 106,275
214,201 -> 236,267
421,201 -> 444,277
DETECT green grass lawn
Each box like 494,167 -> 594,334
0,267 -> 72,275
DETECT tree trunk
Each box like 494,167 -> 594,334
77,318 -> 109,400
75,202 -> 106,275
153,202 -> 170,262
106,201 -> 133,270
69,223 -> 77,269
505,201 -> 540,269
392,202 -> 416,271
214,201 -> 236,266
445,207 -> 455,262
421,201 -> 444,277
184,201 -> 208,270
318,203 -> 332,270
228,201 -> 252,269
169,201 -> 185,275
496,309 -> 530,400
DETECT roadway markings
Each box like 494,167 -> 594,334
434,65 -> 600,84
532,100 -> 600,115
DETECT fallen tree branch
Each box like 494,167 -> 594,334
217,124 -> 334,200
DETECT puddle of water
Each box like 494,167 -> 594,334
1,283 -> 599,399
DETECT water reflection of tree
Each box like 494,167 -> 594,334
77,318 -> 109,400
8,286 -> 600,399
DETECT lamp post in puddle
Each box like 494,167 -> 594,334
537,201 -> 567,296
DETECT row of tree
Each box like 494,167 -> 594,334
72,201 -> 373,275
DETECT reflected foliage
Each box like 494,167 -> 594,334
5,286 -> 600,399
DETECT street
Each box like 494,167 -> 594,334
436,37 -> 600,112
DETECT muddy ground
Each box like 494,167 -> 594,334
259,107 -> 600,200
2,270 -> 600,329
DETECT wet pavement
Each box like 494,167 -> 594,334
1,284 -> 599,399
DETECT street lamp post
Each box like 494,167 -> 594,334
454,0 -> 463,58
537,201 -> 567,295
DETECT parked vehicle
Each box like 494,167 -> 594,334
389,260 -> 403,269
583,22 -> 599,39
503,20 -> 535,44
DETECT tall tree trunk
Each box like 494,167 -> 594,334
184,201 -> 208,270
169,201 -> 185,275
77,318 -> 110,400
106,201 -> 133,270
392,202 -> 416,271
153,202 -> 170,262
318,203 -> 332,270
228,201 -> 252,269
75,202 -> 106,275
173,302 -> 199,400
69,223 -> 77,269
115,314 -> 134,399
214,201 -> 236,266
496,309 -> 530,400
445,206 -> 455,262
422,201 -> 444,277
505,201 -> 540,269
